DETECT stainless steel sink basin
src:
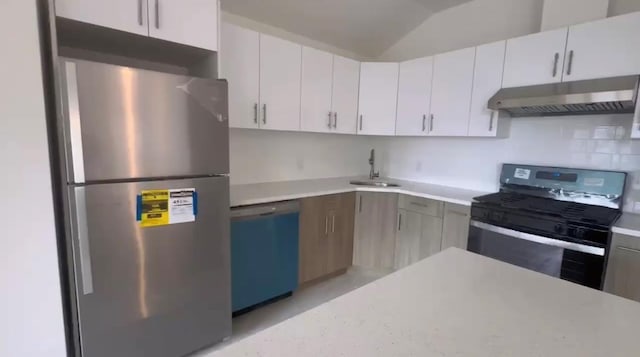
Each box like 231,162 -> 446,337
350,180 -> 400,188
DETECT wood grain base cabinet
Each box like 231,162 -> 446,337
394,196 -> 444,269
441,203 -> 471,250
604,233 -> 640,303
299,193 -> 355,284
353,192 -> 398,269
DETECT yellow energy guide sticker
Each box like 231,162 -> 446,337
140,190 -> 170,227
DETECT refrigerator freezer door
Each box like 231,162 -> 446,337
68,177 -> 231,357
60,59 -> 229,183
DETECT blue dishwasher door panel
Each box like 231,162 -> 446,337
231,212 -> 299,312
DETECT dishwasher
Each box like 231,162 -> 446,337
230,201 -> 299,315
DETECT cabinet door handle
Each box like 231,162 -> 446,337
489,111 -> 495,131
398,213 -> 402,231
263,104 -> 267,124
552,52 -> 559,77
331,215 -> 335,233
358,195 -> 363,213
333,112 -> 338,129
253,103 -> 258,124
327,112 -> 333,128
154,0 -> 160,29
422,114 -> 426,132
137,0 -> 143,26
359,115 -> 363,131
429,114 -> 434,132
566,50 -> 574,76
325,216 -> 329,235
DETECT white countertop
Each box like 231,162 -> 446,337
612,212 -> 640,238
230,177 -> 488,207
208,248 -> 640,357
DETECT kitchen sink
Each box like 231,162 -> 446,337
350,180 -> 401,188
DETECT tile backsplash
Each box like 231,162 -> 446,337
376,114 -> 640,212
230,114 -> 640,212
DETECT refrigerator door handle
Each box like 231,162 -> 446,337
64,62 -> 86,184
73,187 -> 94,295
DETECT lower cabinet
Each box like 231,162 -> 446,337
304,192 -> 473,276
299,192 -> 355,284
353,192 -> 399,270
604,233 -> 640,302
441,203 -> 471,250
394,196 -> 444,269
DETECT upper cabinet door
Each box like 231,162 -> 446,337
259,34 -> 302,131
429,47 -> 475,137
300,47 -> 334,133
396,57 -> 434,137
331,56 -> 360,135
468,41 -> 507,137
564,12 -> 640,82
55,0 -> 149,36
502,28 -> 568,88
220,23 -> 260,129
358,63 -> 399,136
148,0 -> 219,50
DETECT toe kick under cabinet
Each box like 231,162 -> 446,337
299,193 -> 356,284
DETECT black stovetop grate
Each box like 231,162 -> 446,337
474,192 -> 620,227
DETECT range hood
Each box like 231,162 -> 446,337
489,75 -> 639,117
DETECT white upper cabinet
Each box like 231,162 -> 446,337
396,57 -> 434,136
331,56 -> 360,135
358,63 -> 399,136
301,47 -> 334,133
502,28 -> 568,88
148,0 -> 218,51
468,41 -> 509,137
220,22 -> 260,129
429,47 -> 476,137
563,12 -> 640,82
55,0 -> 219,50
259,34 -> 302,131
55,0 -> 150,36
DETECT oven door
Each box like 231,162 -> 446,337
467,220 -> 606,289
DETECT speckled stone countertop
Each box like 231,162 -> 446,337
230,177 -> 489,207
207,248 -> 640,357
612,212 -> 640,238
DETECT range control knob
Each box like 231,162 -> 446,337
554,224 -> 564,234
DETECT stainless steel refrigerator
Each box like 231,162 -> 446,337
58,58 -> 231,357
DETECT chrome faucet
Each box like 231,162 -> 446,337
369,149 -> 379,180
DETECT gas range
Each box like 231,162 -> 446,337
467,164 -> 626,289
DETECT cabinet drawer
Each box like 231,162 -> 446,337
399,195 -> 443,217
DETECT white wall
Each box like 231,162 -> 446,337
221,12 -> 365,60
230,129 -> 375,185
0,1 -> 67,356
540,0 -> 608,31
376,114 -> 640,212
378,0 -> 544,61
609,0 -> 640,16
378,0 -> 640,61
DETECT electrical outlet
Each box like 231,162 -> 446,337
415,161 -> 422,173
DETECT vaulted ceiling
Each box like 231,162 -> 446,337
220,0 -> 472,58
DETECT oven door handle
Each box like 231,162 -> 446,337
469,220 -> 605,256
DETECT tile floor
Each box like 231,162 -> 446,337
198,267 -> 391,355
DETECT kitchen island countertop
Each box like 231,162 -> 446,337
207,248 -> 640,357
230,177 -> 489,207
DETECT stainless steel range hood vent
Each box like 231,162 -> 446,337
489,76 -> 639,117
